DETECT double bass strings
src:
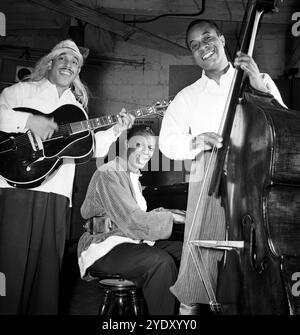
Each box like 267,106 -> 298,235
185,144 -> 221,305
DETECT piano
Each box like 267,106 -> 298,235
143,182 -> 188,241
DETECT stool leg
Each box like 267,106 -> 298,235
115,292 -> 127,315
129,290 -> 140,315
115,292 -> 128,315
99,289 -> 111,315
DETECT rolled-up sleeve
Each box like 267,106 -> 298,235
93,127 -> 119,158
262,73 -> 287,108
159,93 -> 201,160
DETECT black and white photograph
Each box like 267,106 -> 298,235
0,0 -> 300,331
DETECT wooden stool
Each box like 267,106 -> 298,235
98,277 -> 143,315
87,269 -> 145,315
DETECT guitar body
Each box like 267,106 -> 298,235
0,104 -> 93,188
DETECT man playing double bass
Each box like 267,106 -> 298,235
159,19 -> 286,314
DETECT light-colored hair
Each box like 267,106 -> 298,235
25,40 -> 89,108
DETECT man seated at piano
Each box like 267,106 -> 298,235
77,125 -> 185,315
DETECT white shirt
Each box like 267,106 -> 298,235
129,172 -> 147,211
159,64 -> 286,161
0,78 -> 118,203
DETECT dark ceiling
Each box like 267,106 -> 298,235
0,0 -> 299,57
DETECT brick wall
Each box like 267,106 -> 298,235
81,41 -> 194,118
254,32 -> 287,78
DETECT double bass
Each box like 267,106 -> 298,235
186,0 -> 300,314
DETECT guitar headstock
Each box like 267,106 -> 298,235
150,99 -> 171,117
133,99 -> 171,118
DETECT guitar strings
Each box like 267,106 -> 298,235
7,101 -> 169,148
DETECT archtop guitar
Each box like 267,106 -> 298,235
0,101 -> 168,188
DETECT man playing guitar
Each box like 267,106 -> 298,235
0,39 -> 134,314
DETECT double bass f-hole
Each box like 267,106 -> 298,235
242,214 -> 266,275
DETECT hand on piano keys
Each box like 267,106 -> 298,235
153,207 -> 186,224
170,209 -> 186,224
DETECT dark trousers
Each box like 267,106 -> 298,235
0,188 -> 69,314
89,240 -> 182,315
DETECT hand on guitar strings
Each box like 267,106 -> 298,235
113,108 -> 135,137
191,132 -> 223,151
25,114 -> 58,140
234,51 -> 269,93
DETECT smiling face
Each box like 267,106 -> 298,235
187,22 -> 228,76
127,134 -> 156,172
48,51 -> 81,93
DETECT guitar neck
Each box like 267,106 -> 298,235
70,114 -> 118,134
69,106 -> 156,134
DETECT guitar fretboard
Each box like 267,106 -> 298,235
69,106 -> 156,134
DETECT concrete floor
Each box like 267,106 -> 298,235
59,249 -> 102,315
